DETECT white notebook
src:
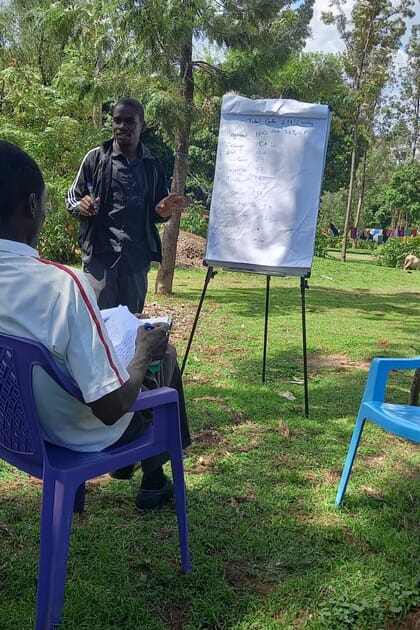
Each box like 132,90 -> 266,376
100,305 -> 172,367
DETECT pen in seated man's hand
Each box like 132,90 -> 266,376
88,322 -> 170,427
134,323 -> 170,365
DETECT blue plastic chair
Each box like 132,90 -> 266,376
336,357 -> 420,507
0,333 -> 190,629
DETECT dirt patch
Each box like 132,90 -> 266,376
159,599 -> 189,630
387,608 -> 420,629
328,250 -> 377,262
308,352 -> 371,371
142,231 -> 206,338
175,230 -> 207,269
192,427 -> 227,447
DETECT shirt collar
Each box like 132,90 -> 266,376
112,140 -> 144,162
0,239 -> 39,257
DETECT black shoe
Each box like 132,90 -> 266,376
109,463 -> 139,480
136,477 -> 174,511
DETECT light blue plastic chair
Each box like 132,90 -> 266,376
336,357 -> 420,507
0,333 -> 190,629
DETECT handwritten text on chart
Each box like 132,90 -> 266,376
247,117 -> 314,128
228,129 -> 310,140
206,97 -> 331,271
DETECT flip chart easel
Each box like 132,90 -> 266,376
181,266 -> 310,414
182,95 -> 332,416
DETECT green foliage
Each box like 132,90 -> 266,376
382,26 -> 420,161
322,0 -> 415,261
319,580 -> 420,628
38,208 -> 79,264
180,200 -> 208,238
325,235 -> 343,248
274,53 -> 357,193
203,0 -> 315,95
314,230 -> 329,257
141,128 -> 175,183
383,161 -> 420,226
362,238 -> 377,251
319,188 -> 347,228
0,0 -> 417,287
358,139 -> 397,228
377,236 -> 420,268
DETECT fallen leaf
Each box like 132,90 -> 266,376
229,497 -> 241,514
288,377 -> 305,385
360,485 -> 386,502
280,391 -> 296,401
278,419 -> 291,437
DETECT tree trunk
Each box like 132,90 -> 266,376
155,143 -> 189,294
340,7 -> 375,263
352,149 -> 368,248
92,57 -> 103,129
155,31 -> 193,296
412,96 -> 419,160
341,118 -> 359,262
92,102 -> 102,130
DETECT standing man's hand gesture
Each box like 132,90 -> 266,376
155,193 -> 190,218
79,195 -> 99,217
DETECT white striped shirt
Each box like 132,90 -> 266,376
0,239 -> 132,451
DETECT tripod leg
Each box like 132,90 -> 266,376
181,266 -> 215,375
300,277 -> 309,417
262,275 -> 270,383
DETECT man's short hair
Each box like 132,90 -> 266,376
0,141 -> 44,223
113,98 -> 145,121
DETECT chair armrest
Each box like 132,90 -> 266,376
363,357 -> 420,402
129,387 -> 179,412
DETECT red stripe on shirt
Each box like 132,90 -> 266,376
35,257 -> 126,385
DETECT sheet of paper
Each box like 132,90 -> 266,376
100,305 -> 172,367
205,94 -> 332,276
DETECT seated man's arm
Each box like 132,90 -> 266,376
88,324 -> 169,425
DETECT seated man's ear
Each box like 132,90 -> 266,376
27,192 -> 37,219
27,192 -> 45,220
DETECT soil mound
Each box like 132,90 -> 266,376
176,230 -> 206,269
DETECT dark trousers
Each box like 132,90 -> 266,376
108,355 -> 191,474
84,255 -> 150,314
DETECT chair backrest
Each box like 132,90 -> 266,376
0,333 -> 83,467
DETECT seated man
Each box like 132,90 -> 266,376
0,140 -> 190,510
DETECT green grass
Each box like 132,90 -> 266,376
0,257 -> 419,629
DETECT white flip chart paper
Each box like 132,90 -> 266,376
205,94 -> 332,276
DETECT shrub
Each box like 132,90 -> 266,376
180,200 -> 208,238
325,235 -> 342,248
38,208 -> 79,264
314,231 -> 329,258
377,236 -> 420,268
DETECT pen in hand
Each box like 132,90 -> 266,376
87,182 -> 98,213
142,322 -> 167,373
143,322 -> 170,340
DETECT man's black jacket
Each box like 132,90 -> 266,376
66,139 -> 169,264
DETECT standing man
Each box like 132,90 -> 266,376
67,97 -> 187,313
